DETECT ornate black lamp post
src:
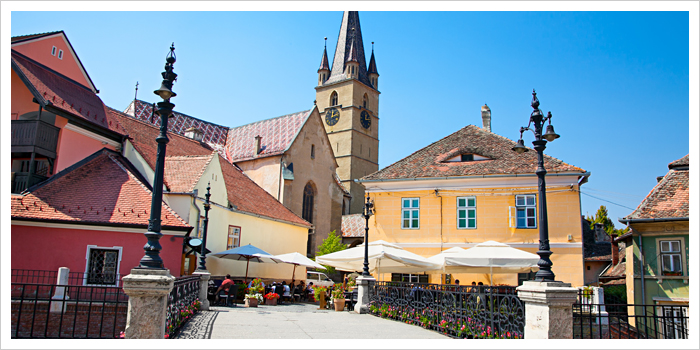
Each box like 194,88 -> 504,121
512,90 -> 560,282
362,193 -> 374,277
138,43 -> 178,269
197,183 -> 212,271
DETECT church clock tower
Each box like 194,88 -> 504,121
316,11 -> 380,214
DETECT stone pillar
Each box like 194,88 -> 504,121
516,281 -> 578,339
50,267 -> 70,313
592,287 -> 608,325
353,275 -> 376,314
122,268 -> 174,339
193,270 -> 211,311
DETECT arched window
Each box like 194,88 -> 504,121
302,182 -> 315,224
330,91 -> 338,106
363,94 -> 368,109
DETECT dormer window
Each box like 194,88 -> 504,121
445,153 -> 490,162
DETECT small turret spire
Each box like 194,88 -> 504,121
317,37 -> 330,85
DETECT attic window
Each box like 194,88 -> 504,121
58,50 -> 63,60
445,154 -> 490,163
51,46 -> 57,56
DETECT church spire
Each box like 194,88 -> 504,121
317,37 -> 330,85
327,11 -> 371,86
367,42 -> 379,89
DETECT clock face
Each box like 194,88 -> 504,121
360,110 -> 371,129
325,108 -> 340,126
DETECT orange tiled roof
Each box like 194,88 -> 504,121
164,153 -> 215,193
218,155 -> 310,227
12,51 -> 113,131
624,154 -> 689,220
11,149 -> 190,230
362,125 -> 586,181
341,214 -> 365,238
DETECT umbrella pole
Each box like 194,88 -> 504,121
291,264 -> 297,282
245,258 -> 250,284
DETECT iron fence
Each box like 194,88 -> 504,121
11,269 -> 125,287
10,282 -> 128,338
573,289 -> 688,339
368,281 -> 524,339
165,275 -> 201,338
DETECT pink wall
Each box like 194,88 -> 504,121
11,70 -> 39,119
12,35 -> 92,89
54,127 -> 116,173
11,224 -> 185,278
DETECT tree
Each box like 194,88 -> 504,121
314,230 -> 347,274
585,205 -> 629,238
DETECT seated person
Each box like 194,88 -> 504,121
282,281 -> 291,299
215,274 -> 235,304
305,282 -> 314,301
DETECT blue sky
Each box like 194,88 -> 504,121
7,6 -> 695,229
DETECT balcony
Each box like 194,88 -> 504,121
11,172 -> 48,193
11,120 -> 59,159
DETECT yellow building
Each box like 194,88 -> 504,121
359,115 -> 589,287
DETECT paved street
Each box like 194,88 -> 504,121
175,302 -> 449,339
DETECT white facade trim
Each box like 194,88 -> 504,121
64,123 -> 121,148
652,297 -> 689,303
363,174 -> 583,193
394,242 -> 583,249
11,219 -> 187,236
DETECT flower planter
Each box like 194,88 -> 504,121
333,298 -> 345,311
265,298 -> 278,306
317,293 -> 327,310
245,297 -> 258,308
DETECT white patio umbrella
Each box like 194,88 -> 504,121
315,240 -> 441,275
426,247 -> 467,272
438,241 -> 540,285
274,252 -> 326,282
211,244 -> 282,283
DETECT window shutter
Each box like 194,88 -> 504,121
508,206 -> 516,228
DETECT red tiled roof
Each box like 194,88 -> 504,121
12,51 -> 111,131
601,244 -> 626,279
124,100 -> 229,153
363,125 -> 586,181
669,154 -> 689,169
224,110 -> 311,162
341,214 -> 365,237
218,155 -> 311,227
11,149 -> 190,230
11,31 -> 63,43
624,155 -> 689,220
108,107 -> 214,174
164,153 -> 215,193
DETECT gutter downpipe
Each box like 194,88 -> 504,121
192,189 -> 201,237
434,189 -> 444,250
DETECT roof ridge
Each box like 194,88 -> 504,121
228,109 -> 313,130
133,99 -> 230,130
11,30 -> 64,42
189,151 -> 217,192
106,153 -> 190,227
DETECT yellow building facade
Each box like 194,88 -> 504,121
360,124 -> 589,287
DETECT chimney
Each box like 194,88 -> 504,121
184,127 -> 203,142
481,104 -> 491,132
657,176 -> 664,183
593,223 -> 609,242
611,239 -> 620,266
255,135 -> 262,155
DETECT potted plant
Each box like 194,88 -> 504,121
331,283 -> 346,311
245,278 -> 264,307
264,292 -> 280,306
312,285 -> 328,309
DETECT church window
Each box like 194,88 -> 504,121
311,144 -> 315,159
330,91 -> 338,106
351,66 -> 355,75
363,94 -> 368,109
302,183 -> 315,224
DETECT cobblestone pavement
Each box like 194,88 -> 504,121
175,302 -> 449,339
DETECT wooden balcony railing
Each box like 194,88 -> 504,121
12,172 -> 48,193
11,120 -> 60,158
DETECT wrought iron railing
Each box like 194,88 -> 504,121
368,282 -> 524,338
11,269 -> 125,287
10,282 -> 128,338
573,289 -> 688,339
165,276 -> 201,338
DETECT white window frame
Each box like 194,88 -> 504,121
227,225 -> 241,250
401,198 -> 420,229
658,305 -> 688,339
51,46 -> 57,56
657,239 -> 685,277
83,245 -> 123,287
457,196 -> 477,229
58,49 -> 63,60
509,194 -> 537,228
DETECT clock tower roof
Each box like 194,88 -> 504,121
367,46 -> 378,75
318,39 -> 330,72
326,11 -> 371,87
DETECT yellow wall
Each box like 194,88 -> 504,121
364,182 -> 585,286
